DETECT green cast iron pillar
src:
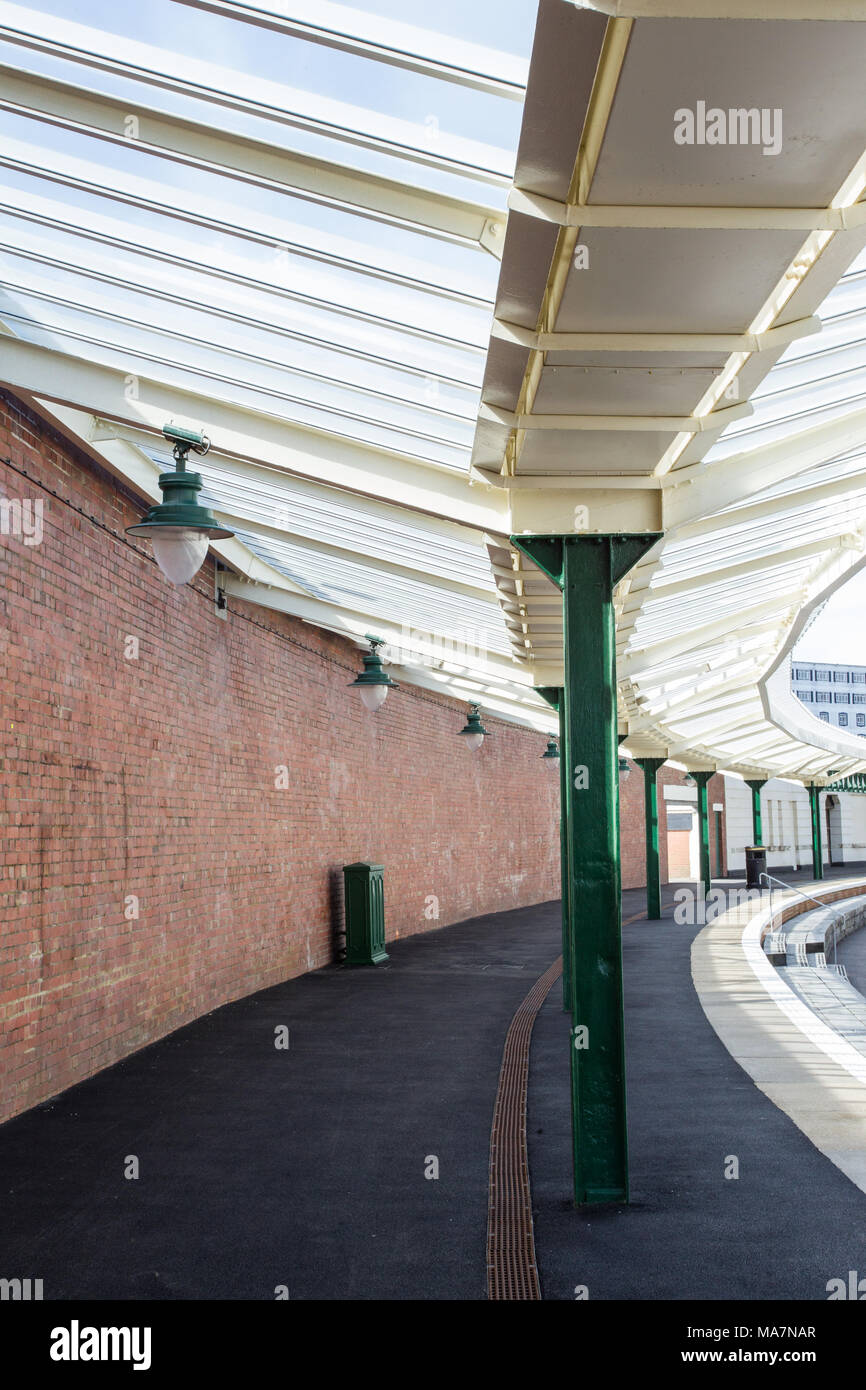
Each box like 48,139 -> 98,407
636,759 -> 666,920
538,686 -> 572,1012
513,531 -> 660,1208
691,771 -> 714,899
745,779 -> 766,847
809,784 -> 825,880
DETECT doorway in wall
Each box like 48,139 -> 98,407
826,794 -> 843,865
667,807 -> 697,879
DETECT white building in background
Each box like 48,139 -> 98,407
723,775 -> 866,875
791,660 -> 866,735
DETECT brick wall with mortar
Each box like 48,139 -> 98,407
0,391 -> 723,1123
0,392 -> 566,1123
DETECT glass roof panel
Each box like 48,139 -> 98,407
231,527 -> 513,652
0,1 -> 523,199
704,247 -> 866,464
143,443 -> 496,586
0,0 -> 534,504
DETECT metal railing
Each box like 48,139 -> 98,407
758,872 -> 844,965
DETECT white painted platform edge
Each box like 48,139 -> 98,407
741,905 -> 866,1086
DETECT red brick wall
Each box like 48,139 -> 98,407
0,392 -> 562,1124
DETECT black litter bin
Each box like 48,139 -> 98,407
745,845 -> 767,891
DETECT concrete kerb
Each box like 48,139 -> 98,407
693,876 -> 866,1195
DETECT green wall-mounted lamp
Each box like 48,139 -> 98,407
127,424 -> 233,585
618,756 -> 631,781
542,737 -> 560,768
458,703 -> 489,751
349,635 -> 399,712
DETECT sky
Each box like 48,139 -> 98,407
793,566 -> 866,666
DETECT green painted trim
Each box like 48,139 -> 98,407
536,686 -> 562,712
557,697 -> 573,1013
560,539 -> 635,1206
809,784 -> 825,880
826,774 -> 866,794
636,759 -> 666,921
692,771 -> 714,898
511,536 -> 565,590
745,779 -> 766,847
126,468 -> 233,539
511,533 -> 663,595
458,704 -> 489,738
533,686 -> 570,1007
509,532 -> 662,1208
349,636 -> 399,690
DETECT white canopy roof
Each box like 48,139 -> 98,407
476,0 -> 866,779
4,0 -> 866,772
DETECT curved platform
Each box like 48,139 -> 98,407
693,876 -> 866,1196
4,880 -> 866,1300
529,875 -> 866,1300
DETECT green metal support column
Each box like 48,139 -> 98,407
538,686 -> 572,1012
692,772 -> 713,898
809,784 -> 825,880
513,531 -> 660,1209
636,759 -> 666,920
746,779 -> 766,846
558,695 -> 572,1012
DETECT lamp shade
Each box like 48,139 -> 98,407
127,465 -> 232,585
359,683 -> 389,712
618,756 -> 631,781
149,528 -> 211,585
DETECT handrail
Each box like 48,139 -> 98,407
758,872 -> 844,965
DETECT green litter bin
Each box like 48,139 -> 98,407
342,862 -> 389,966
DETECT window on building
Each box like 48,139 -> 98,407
819,711 -> 830,722
794,668 -> 813,680
854,694 -> 866,705
815,692 -> 832,703
834,670 -> 849,682
796,690 -> 812,702
839,712 -> 849,726
835,693 -> 851,704
815,670 -> 831,681
857,714 -> 865,728
853,673 -> 866,684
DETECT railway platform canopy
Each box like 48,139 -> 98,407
5,0 -> 866,1206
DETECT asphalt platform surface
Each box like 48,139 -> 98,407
4,868 -> 866,1300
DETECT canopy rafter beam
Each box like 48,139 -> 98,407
491,316 -> 821,354
509,188 -> 866,232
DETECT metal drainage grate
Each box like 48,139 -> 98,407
486,955 -> 563,1300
